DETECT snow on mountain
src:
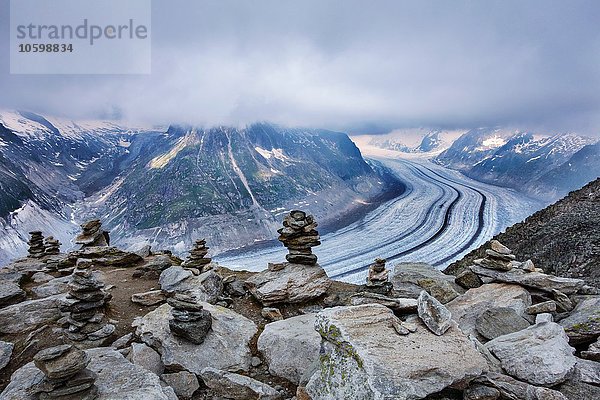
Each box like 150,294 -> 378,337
352,128 -> 466,156
435,128 -> 598,201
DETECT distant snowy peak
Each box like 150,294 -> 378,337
352,128 -> 466,155
0,110 -> 153,141
436,127 -> 599,201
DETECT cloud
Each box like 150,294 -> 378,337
1,0 -> 600,134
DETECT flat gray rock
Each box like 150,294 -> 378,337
470,266 -> 586,294
128,342 -> 164,376
349,292 -> 417,313
246,263 -> 331,305
391,262 -> 463,299
161,371 -> 199,400
559,296 -> 600,344
200,367 -> 282,400
0,294 -> 66,334
0,340 -> 13,370
133,303 -> 256,374
446,283 -> 531,338
30,276 -> 70,298
257,313 -> 321,384
0,347 -> 174,400
305,304 -> 487,400
0,280 -> 25,308
485,322 -> 576,386
476,307 -> 531,340
131,290 -> 166,306
159,266 -> 193,292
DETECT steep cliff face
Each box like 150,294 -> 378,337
446,178 -> 600,286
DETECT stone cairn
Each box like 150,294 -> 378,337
44,236 -> 61,255
75,220 -> 110,249
474,240 -> 517,271
61,261 -> 115,346
182,239 -> 212,268
366,258 -> 393,293
168,292 -> 212,344
29,344 -> 98,399
28,231 -> 46,258
277,210 -> 321,265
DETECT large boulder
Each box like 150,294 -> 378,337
0,347 -> 175,399
159,267 -> 223,304
485,322 -> 576,386
391,262 -> 462,300
446,283 -> 531,338
133,303 -> 257,374
257,313 -> 321,384
305,304 -> 488,400
475,307 -> 531,340
470,266 -> 586,294
200,367 -> 282,400
559,296 -> 600,344
0,294 -> 66,334
245,263 -> 331,305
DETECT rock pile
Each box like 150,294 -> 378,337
366,258 -> 392,293
473,240 -> 516,271
75,220 -> 109,248
30,344 -> 97,399
182,239 -> 211,268
277,210 -> 321,265
28,231 -> 45,258
168,293 -> 212,344
61,262 -> 114,346
44,236 -> 61,255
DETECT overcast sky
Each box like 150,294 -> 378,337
1,0 -> 599,134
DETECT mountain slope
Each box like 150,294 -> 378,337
445,178 -> 600,286
82,123 -> 390,254
435,128 -> 597,201
0,112 -> 394,265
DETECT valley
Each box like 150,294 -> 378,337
216,156 -> 542,282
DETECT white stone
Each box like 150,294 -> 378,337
257,313 -> 321,384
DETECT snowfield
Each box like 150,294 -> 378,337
216,156 -> 542,284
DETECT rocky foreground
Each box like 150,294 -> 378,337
0,214 -> 598,400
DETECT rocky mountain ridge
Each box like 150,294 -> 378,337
0,212 -> 598,399
435,127 -> 599,201
446,177 -> 600,287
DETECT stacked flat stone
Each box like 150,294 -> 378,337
277,210 -> 321,265
28,231 -> 46,258
168,292 -> 212,344
474,240 -> 516,271
366,258 -> 393,294
75,219 -> 109,249
30,344 -> 98,400
44,236 -> 61,255
62,261 -> 115,346
182,239 -> 211,268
